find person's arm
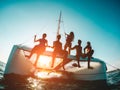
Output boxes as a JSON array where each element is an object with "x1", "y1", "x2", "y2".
[
  {"x1": 34, "y1": 35, "x2": 39, "y2": 42},
  {"x1": 48, "y1": 41, "x2": 55, "y2": 48},
  {"x1": 84, "y1": 46, "x2": 87, "y2": 53},
  {"x1": 64, "y1": 32, "x2": 68, "y2": 35},
  {"x1": 71, "y1": 45, "x2": 76, "y2": 50},
  {"x1": 64, "y1": 32, "x2": 68, "y2": 38},
  {"x1": 45, "y1": 40, "x2": 48, "y2": 47}
]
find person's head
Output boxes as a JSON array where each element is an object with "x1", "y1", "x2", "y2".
[
  {"x1": 78, "y1": 39, "x2": 81, "y2": 45},
  {"x1": 42, "y1": 33, "x2": 47, "y2": 38},
  {"x1": 57, "y1": 34, "x2": 61, "y2": 40},
  {"x1": 87, "y1": 41, "x2": 91, "y2": 45},
  {"x1": 69, "y1": 31, "x2": 74, "y2": 41},
  {"x1": 70, "y1": 32, "x2": 74, "y2": 36}
]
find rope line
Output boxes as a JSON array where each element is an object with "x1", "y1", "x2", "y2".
[
  {"x1": 105, "y1": 62, "x2": 120, "y2": 70},
  {"x1": 19, "y1": 24, "x2": 48, "y2": 46},
  {"x1": 70, "y1": 72, "x2": 106, "y2": 75}
]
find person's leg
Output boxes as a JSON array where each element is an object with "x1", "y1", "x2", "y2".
[
  {"x1": 90, "y1": 50, "x2": 94, "y2": 57},
  {"x1": 62, "y1": 50, "x2": 68, "y2": 70},
  {"x1": 51, "y1": 52, "x2": 56, "y2": 68},
  {"x1": 64, "y1": 43, "x2": 67, "y2": 51},
  {"x1": 87, "y1": 57, "x2": 93, "y2": 69},
  {"x1": 68, "y1": 43, "x2": 72, "y2": 55},
  {"x1": 28, "y1": 47, "x2": 36, "y2": 59},
  {"x1": 34, "y1": 48, "x2": 45, "y2": 67},
  {"x1": 76, "y1": 55, "x2": 80, "y2": 67},
  {"x1": 88, "y1": 56, "x2": 90, "y2": 68},
  {"x1": 34, "y1": 54, "x2": 39, "y2": 67},
  {"x1": 28, "y1": 51, "x2": 33, "y2": 59},
  {"x1": 88, "y1": 50, "x2": 94, "y2": 69}
]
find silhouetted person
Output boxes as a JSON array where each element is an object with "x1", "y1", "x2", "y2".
[
  {"x1": 28, "y1": 33, "x2": 48, "y2": 66},
  {"x1": 84, "y1": 41, "x2": 94, "y2": 69},
  {"x1": 51, "y1": 34, "x2": 68, "y2": 70},
  {"x1": 71, "y1": 39, "x2": 82, "y2": 67},
  {"x1": 64, "y1": 31, "x2": 74, "y2": 54}
]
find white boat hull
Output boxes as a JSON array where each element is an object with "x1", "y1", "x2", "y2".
[{"x1": 4, "y1": 45, "x2": 107, "y2": 81}]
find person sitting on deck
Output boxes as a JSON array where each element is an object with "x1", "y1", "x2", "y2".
[
  {"x1": 64, "y1": 31, "x2": 74, "y2": 55},
  {"x1": 71, "y1": 39, "x2": 82, "y2": 68},
  {"x1": 28, "y1": 33, "x2": 48, "y2": 66},
  {"x1": 84, "y1": 41, "x2": 94, "y2": 69},
  {"x1": 51, "y1": 34, "x2": 68, "y2": 70}
]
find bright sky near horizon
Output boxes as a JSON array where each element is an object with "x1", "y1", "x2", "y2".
[{"x1": 0, "y1": 0, "x2": 120, "y2": 71}]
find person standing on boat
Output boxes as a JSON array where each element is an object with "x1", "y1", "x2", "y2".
[
  {"x1": 84, "y1": 41, "x2": 94, "y2": 69},
  {"x1": 51, "y1": 34, "x2": 68, "y2": 70},
  {"x1": 64, "y1": 31, "x2": 74, "y2": 54},
  {"x1": 71, "y1": 39, "x2": 82, "y2": 68},
  {"x1": 28, "y1": 33, "x2": 48, "y2": 66}
]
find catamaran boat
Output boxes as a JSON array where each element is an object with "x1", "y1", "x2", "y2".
[
  {"x1": 4, "y1": 45, "x2": 107, "y2": 83},
  {"x1": 4, "y1": 12, "x2": 107, "y2": 85}
]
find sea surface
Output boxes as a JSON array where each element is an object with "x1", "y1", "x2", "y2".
[{"x1": 0, "y1": 61, "x2": 120, "y2": 90}]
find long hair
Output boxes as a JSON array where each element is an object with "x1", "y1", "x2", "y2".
[
  {"x1": 66, "y1": 31, "x2": 74, "y2": 43},
  {"x1": 70, "y1": 32, "x2": 74, "y2": 42}
]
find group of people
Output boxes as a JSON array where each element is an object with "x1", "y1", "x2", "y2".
[
  {"x1": 71, "y1": 40, "x2": 94, "y2": 69},
  {"x1": 28, "y1": 31, "x2": 94, "y2": 70}
]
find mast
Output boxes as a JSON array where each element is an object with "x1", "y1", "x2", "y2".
[{"x1": 57, "y1": 11, "x2": 62, "y2": 36}]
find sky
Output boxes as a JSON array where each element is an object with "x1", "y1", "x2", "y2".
[{"x1": 0, "y1": 0, "x2": 120, "y2": 71}]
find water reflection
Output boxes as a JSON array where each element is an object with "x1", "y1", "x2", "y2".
[{"x1": 27, "y1": 77, "x2": 46, "y2": 90}]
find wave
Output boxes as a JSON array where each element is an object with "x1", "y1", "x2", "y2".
[{"x1": 107, "y1": 69, "x2": 120, "y2": 90}]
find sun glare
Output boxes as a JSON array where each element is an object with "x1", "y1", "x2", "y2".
[
  {"x1": 36, "y1": 54, "x2": 63, "y2": 69},
  {"x1": 35, "y1": 71, "x2": 62, "y2": 79},
  {"x1": 37, "y1": 55, "x2": 52, "y2": 68}
]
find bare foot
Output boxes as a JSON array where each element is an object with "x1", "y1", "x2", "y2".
[{"x1": 88, "y1": 66, "x2": 93, "y2": 69}]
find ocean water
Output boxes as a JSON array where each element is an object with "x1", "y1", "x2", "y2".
[{"x1": 0, "y1": 61, "x2": 120, "y2": 90}]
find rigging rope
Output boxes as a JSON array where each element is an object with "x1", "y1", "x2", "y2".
[
  {"x1": 61, "y1": 15, "x2": 67, "y2": 41},
  {"x1": 71, "y1": 72, "x2": 106, "y2": 75},
  {"x1": 18, "y1": 36, "x2": 34, "y2": 46},
  {"x1": 19, "y1": 24, "x2": 48, "y2": 46},
  {"x1": 105, "y1": 61, "x2": 120, "y2": 70}
]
